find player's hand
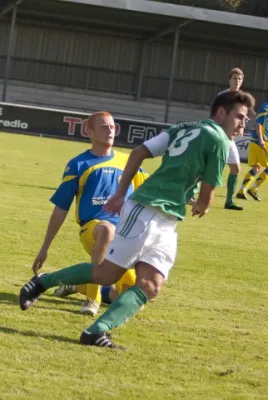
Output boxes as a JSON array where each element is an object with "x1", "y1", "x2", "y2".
[
  {"x1": 32, "y1": 248, "x2": 48, "y2": 275},
  {"x1": 104, "y1": 193, "x2": 125, "y2": 215},
  {"x1": 259, "y1": 139, "x2": 265, "y2": 149},
  {"x1": 189, "y1": 199, "x2": 209, "y2": 218}
]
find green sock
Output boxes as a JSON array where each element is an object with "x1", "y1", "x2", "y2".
[
  {"x1": 85, "y1": 286, "x2": 148, "y2": 334},
  {"x1": 39, "y1": 262, "x2": 93, "y2": 290},
  {"x1": 226, "y1": 173, "x2": 238, "y2": 204}
]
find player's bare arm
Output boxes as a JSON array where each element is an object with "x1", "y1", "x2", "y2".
[
  {"x1": 191, "y1": 182, "x2": 215, "y2": 218},
  {"x1": 117, "y1": 145, "x2": 152, "y2": 196},
  {"x1": 255, "y1": 123, "x2": 265, "y2": 148},
  {"x1": 104, "y1": 145, "x2": 151, "y2": 214},
  {"x1": 32, "y1": 206, "x2": 68, "y2": 274}
]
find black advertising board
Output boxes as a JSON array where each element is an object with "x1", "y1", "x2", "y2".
[
  {"x1": 0, "y1": 102, "x2": 250, "y2": 160},
  {"x1": 0, "y1": 102, "x2": 171, "y2": 147}
]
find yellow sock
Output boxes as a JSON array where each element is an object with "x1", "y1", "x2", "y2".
[
  {"x1": 252, "y1": 169, "x2": 268, "y2": 190},
  {"x1": 77, "y1": 284, "x2": 101, "y2": 305},
  {"x1": 115, "y1": 269, "x2": 136, "y2": 294},
  {"x1": 238, "y1": 169, "x2": 256, "y2": 193}
]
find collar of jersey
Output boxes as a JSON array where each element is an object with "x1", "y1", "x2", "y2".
[{"x1": 87, "y1": 150, "x2": 114, "y2": 160}]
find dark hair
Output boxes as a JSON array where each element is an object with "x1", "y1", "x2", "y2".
[
  {"x1": 228, "y1": 68, "x2": 244, "y2": 79},
  {"x1": 210, "y1": 90, "x2": 255, "y2": 118}
]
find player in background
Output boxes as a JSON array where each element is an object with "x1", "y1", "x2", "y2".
[
  {"x1": 237, "y1": 102, "x2": 268, "y2": 201},
  {"x1": 20, "y1": 91, "x2": 255, "y2": 349},
  {"x1": 217, "y1": 68, "x2": 245, "y2": 211},
  {"x1": 31, "y1": 111, "x2": 147, "y2": 316}
]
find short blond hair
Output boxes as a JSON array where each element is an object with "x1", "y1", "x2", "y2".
[{"x1": 87, "y1": 111, "x2": 112, "y2": 131}]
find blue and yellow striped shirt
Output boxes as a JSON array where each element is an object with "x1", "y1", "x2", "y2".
[
  {"x1": 50, "y1": 149, "x2": 148, "y2": 226},
  {"x1": 251, "y1": 102, "x2": 268, "y2": 144}
]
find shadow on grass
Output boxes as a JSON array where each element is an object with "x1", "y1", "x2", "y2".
[
  {"x1": 39, "y1": 296, "x2": 83, "y2": 307},
  {"x1": 0, "y1": 326, "x2": 79, "y2": 345},
  {"x1": 3, "y1": 181, "x2": 57, "y2": 191},
  {"x1": 36, "y1": 305, "x2": 83, "y2": 315},
  {"x1": 20, "y1": 184, "x2": 57, "y2": 191},
  {"x1": 0, "y1": 292, "x2": 83, "y2": 308},
  {"x1": 0, "y1": 292, "x2": 18, "y2": 304}
]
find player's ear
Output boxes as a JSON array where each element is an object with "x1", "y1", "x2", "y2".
[
  {"x1": 218, "y1": 106, "x2": 226, "y2": 121},
  {"x1": 87, "y1": 127, "x2": 94, "y2": 139}
]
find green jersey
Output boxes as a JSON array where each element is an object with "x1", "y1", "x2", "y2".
[{"x1": 130, "y1": 119, "x2": 229, "y2": 220}]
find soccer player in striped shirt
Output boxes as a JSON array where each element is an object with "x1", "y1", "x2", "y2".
[{"x1": 31, "y1": 111, "x2": 147, "y2": 316}]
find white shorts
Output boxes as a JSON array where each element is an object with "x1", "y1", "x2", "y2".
[
  {"x1": 105, "y1": 199, "x2": 178, "y2": 279},
  {"x1": 227, "y1": 141, "x2": 240, "y2": 164}
]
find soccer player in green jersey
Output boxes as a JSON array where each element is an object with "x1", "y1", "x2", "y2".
[{"x1": 20, "y1": 91, "x2": 255, "y2": 350}]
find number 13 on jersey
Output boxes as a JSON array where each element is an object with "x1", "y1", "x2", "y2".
[{"x1": 168, "y1": 128, "x2": 201, "y2": 157}]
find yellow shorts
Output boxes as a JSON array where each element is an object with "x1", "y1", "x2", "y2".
[
  {"x1": 248, "y1": 142, "x2": 268, "y2": 167},
  {"x1": 79, "y1": 219, "x2": 100, "y2": 256},
  {"x1": 79, "y1": 219, "x2": 136, "y2": 293}
]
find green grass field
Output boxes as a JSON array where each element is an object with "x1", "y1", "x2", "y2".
[{"x1": 0, "y1": 132, "x2": 267, "y2": 400}]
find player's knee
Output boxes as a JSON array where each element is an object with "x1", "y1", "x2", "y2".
[
  {"x1": 95, "y1": 223, "x2": 115, "y2": 245},
  {"x1": 235, "y1": 164, "x2": 241, "y2": 174},
  {"x1": 229, "y1": 163, "x2": 240, "y2": 175},
  {"x1": 136, "y1": 278, "x2": 161, "y2": 300},
  {"x1": 253, "y1": 164, "x2": 261, "y2": 174}
]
